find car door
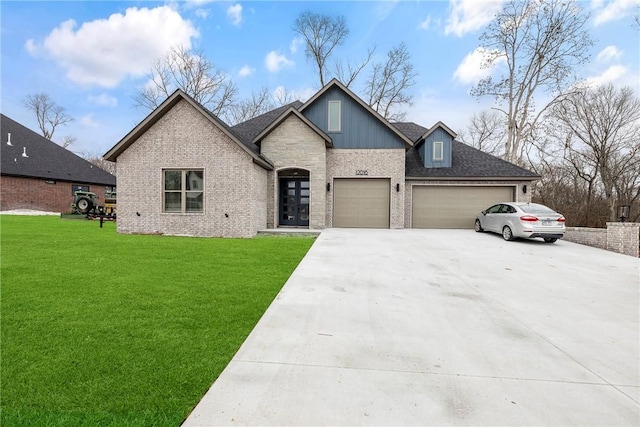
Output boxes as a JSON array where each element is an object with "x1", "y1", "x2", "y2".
[{"x1": 483, "y1": 204, "x2": 503, "y2": 232}]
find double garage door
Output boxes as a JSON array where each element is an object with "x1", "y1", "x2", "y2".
[
  {"x1": 412, "y1": 186, "x2": 514, "y2": 229},
  {"x1": 334, "y1": 179, "x2": 390, "y2": 228}
]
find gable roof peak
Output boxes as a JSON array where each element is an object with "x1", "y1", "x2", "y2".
[{"x1": 300, "y1": 79, "x2": 414, "y2": 148}]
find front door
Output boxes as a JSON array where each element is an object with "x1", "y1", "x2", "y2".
[{"x1": 279, "y1": 178, "x2": 310, "y2": 227}]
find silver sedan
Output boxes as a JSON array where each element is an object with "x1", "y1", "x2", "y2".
[{"x1": 475, "y1": 202, "x2": 565, "y2": 243}]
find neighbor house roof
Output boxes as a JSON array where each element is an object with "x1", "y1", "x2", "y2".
[
  {"x1": 103, "y1": 90, "x2": 273, "y2": 170},
  {"x1": 1, "y1": 114, "x2": 116, "y2": 186},
  {"x1": 394, "y1": 120, "x2": 539, "y2": 180}
]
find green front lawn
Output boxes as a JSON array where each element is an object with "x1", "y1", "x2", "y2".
[{"x1": 0, "y1": 216, "x2": 315, "y2": 426}]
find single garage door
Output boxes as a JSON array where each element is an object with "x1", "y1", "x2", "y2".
[
  {"x1": 334, "y1": 179, "x2": 390, "y2": 228},
  {"x1": 412, "y1": 186, "x2": 514, "y2": 229}
]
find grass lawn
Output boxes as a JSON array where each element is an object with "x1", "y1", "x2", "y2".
[{"x1": 0, "y1": 215, "x2": 315, "y2": 426}]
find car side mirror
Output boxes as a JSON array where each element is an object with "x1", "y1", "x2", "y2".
[{"x1": 482, "y1": 211, "x2": 487, "y2": 215}]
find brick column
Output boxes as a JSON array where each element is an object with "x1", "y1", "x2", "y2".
[{"x1": 606, "y1": 222, "x2": 640, "y2": 257}]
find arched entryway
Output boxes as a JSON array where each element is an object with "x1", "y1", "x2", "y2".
[{"x1": 278, "y1": 168, "x2": 310, "y2": 227}]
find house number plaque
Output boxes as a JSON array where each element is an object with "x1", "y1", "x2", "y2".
[{"x1": 355, "y1": 170, "x2": 369, "y2": 176}]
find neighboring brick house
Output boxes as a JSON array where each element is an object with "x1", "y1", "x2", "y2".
[
  {"x1": 104, "y1": 79, "x2": 539, "y2": 238},
  {"x1": 1, "y1": 114, "x2": 116, "y2": 214}
]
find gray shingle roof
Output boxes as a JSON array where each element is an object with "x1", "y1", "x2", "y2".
[
  {"x1": 392, "y1": 121, "x2": 538, "y2": 178},
  {"x1": 231, "y1": 101, "x2": 304, "y2": 150},
  {"x1": 405, "y1": 142, "x2": 539, "y2": 178},
  {"x1": 391, "y1": 122, "x2": 428, "y2": 143},
  {"x1": 1, "y1": 114, "x2": 116, "y2": 186}
]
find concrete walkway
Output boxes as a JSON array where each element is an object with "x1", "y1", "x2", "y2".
[{"x1": 184, "y1": 229, "x2": 640, "y2": 426}]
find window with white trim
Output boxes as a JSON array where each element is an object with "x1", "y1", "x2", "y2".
[
  {"x1": 328, "y1": 100, "x2": 341, "y2": 132},
  {"x1": 163, "y1": 169, "x2": 204, "y2": 213},
  {"x1": 433, "y1": 141, "x2": 444, "y2": 161}
]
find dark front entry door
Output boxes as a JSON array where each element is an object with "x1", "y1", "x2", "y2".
[{"x1": 279, "y1": 178, "x2": 310, "y2": 226}]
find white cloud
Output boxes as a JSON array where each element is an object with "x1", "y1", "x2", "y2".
[
  {"x1": 184, "y1": 0, "x2": 216, "y2": 6},
  {"x1": 80, "y1": 113, "x2": 100, "y2": 127},
  {"x1": 290, "y1": 37, "x2": 303, "y2": 54},
  {"x1": 597, "y1": 45, "x2": 623, "y2": 63},
  {"x1": 238, "y1": 65, "x2": 255, "y2": 77},
  {"x1": 585, "y1": 65, "x2": 628, "y2": 86},
  {"x1": 195, "y1": 9, "x2": 209, "y2": 19},
  {"x1": 419, "y1": 16, "x2": 432, "y2": 30},
  {"x1": 453, "y1": 47, "x2": 503, "y2": 85},
  {"x1": 88, "y1": 93, "x2": 118, "y2": 107},
  {"x1": 227, "y1": 4, "x2": 243, "y2": 26},
  {"x1": 593, "y1": 0, "x2": 640, "y2": 25},
  {"x1": 26, "y1": 6, "x2": 198, "y2": 88},
  {"x1": 265, "y1": 51, "x2": 294, "y2": 73},
  {"x1": 445, "y1": 0, "x2": 505, "y2": 37}
]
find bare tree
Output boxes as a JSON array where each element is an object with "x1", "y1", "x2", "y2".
[
  {"x1": 228, "y1": 87, "x2": 275, "y2": 125},
  {"x1": 552, "y1": 84, "x2": 640, "y2": 221},
  {"x1": 334, "y1": 47, "x2": 376, "y2": 88},
  {"x1": 23, "y1": 93, "x2": 73, "y2": 140},
  {"x1": 472, "y1": 0, "x2": 593, "y2": 164},
  {"x1": 80, "y1": 152, "x2": 117, "y2": 175},
  {"x1": 272, "y1": 87, "x2": 298, "y2": 107},
  {"x1": 293, "y1": 11, "x2": 349, "y2": 87},
  {"x1": 61, "y1": 135, "x2": 77, "y2": 149},
  {"x1": 134, "y1": 46, "x2": 238, "y2": 121},
  {"x1": 364, "y1": 43, "x2": 417, "y2": 121},
  {"x1": 461, "y1": 110, "x2": 506, "y2": 156}
]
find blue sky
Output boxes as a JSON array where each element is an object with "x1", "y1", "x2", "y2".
[{"x1": 1, "y1": 0, "x2": 638, "y2": 157}]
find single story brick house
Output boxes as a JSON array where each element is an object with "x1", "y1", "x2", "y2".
[
  {"x1": 1, "y1": 114, "x2": 116, "y2": 214},
  {"x1": 104, "y1": 79, "x2": 538, "y2": 237}
]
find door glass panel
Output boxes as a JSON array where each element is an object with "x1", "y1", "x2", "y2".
[
  {"x1": 301, "y1": 189, "x2": 310, "y2": 196},
  {"x1": 288, "y1": 181, "x2": 296, "y2": 188},
  {"x1": 288, "y1": 189, "x2": 296, "y2": 195},
  {"x1": 301, "y1": 181, "x2": 310, "y2": 189},
  {"x1": 300, "y1": 197, "x2": 309, "y2": 204}
]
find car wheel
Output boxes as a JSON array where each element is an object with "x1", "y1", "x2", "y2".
[
  {"x1": 544, "y1": 237, "x2": 557, "y2": 243},
  {"x1": 76, "y1": 196, "x2": 93, "y2": 214},
  {"x1": 474, "y1": 219, "x2": 483, "y2": 232},
  {"x1": 502, "y1": 226, "x2": 514, "y2": 241}
]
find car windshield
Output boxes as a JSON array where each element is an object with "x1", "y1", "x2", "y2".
[{"x1": 519, "y1": 204, "x2": 556, "y2": 214}]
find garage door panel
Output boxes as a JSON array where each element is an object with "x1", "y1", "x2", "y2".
[
  {"x1": 412, "y1": 186, "x2": 513, "y2": 229},
  {"x1": 334, "y1": 179, "x2": 390, "y2": 228}
]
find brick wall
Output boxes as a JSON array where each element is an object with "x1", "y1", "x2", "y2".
[
  {"x1": 327, "y1": 149, "x2": 406, "y2": 228},
  {"x1": 260, "y1": 114, "x2": 327, "y2": 229},
  {"x1": 563, "y1": 227, "x2": 608, "y2": 250},
  {"x1": 564, "y1": 224, "x2": 639, "y2": 257},
  {"x1": 0, "y1": 175, "x2": 107, "y2": 213},
  {"x1": 116, "y1": 99, "x2": 265, "y2": 238}
]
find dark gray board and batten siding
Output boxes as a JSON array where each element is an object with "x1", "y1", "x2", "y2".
[
  {"x1": 302, "y1": 86, "x2": 405, "y2": 149},
  {"x1": 418, "y1": 127, "x2": 453, "y2": 169}
]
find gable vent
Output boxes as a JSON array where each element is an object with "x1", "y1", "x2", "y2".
[
  {"x1": 6, "y1": 133, "x2": 12, "y2": 146},
  {"x1": 22, "y1": 147, "x2": 29, "y2": 158}
]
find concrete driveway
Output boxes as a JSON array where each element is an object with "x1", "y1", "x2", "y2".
[{"x1": 184, "y1": 229, "x2": 640, "y2": 426}]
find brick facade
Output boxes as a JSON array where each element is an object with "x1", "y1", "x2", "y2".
[
  {"x1": 115, "y1": 99, "x2": 266, "y2": 238},
  {"x1": 0, "y1": 175, "x2": 108, "y2": 213},
  {"x1": 261, "y1": 115, "x2": 327, "y2": 229},
  {"x1": 327, "y1": 149, "x2": 406, "y2": 229}
]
